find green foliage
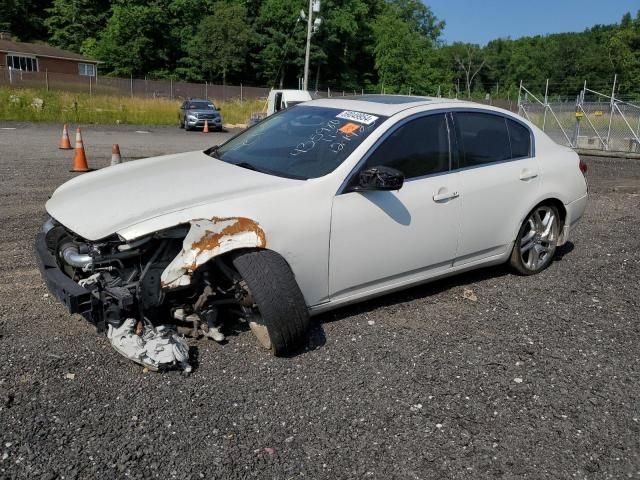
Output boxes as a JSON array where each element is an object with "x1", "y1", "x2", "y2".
[
  {"x1": 0, "y1": 0, "x2": 52, "y2": 41},
  {"x1": 45, "y1": 0, "x2": 110, "y2": 52},
  {"x1": 3, "y1": 1, "x2": 640, "y2": 98},
  {"x1": 608, "y1": 11, "x2": 640, "y2": 92},
  {"x1": 93, "y1": 1, "x2": 173, "y2": 77},
  {"x1": 188, "y1": 2, "x2": 253, "y2": 84},
  {"x1": 371, "y1": 3, "x2": 441, "y2": 95}
]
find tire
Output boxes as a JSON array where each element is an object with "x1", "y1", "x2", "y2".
[
  {"x1": 232, "y1": 250, "x2": 310, "y2": 356},
  {"x1": 510, "y1": 204, "x2": 560, "y2": 275}
]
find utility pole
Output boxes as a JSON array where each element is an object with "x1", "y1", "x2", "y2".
[
  {"x1": 303, "y1": 0, "x2": 321, "y2": 91},
  {"x1": 303, "y1": 0, "x2": 313, "y2": 91}
]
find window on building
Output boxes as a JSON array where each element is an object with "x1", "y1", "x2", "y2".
[
  {"x1": 7, "y1": 54, "x2": 38, "y2": 72},
  {"x1": 78, "y1": 63, "x2": 96, "y2": 76}
]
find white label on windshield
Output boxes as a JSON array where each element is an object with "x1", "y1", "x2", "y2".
[{"x1": 336, "y1": 110, "x2": 379, "y2": 125}]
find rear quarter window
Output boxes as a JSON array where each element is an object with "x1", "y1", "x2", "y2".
[{"x1": 507, "y1": 119, "x2": 532, "y2": 158}]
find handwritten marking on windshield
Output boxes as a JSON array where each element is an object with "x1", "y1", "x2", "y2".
[{"x1": 290, "y1": 119, "x2": 367, "y2": 157}]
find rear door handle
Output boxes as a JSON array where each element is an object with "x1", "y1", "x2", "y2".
[
  {"x1": 433, "y1": 190, "x2": 459, "y2": 202},
  {"x1": 519, "y1": 169, "x2": 538, "y2": 181}
]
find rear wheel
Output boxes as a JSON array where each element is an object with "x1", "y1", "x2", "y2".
[
  {"x1": 231, "y1": 250, "x2": 310, "y2": 356},
  {"x1": 510, "y1": 204, "x2": 559, "y2": 275}
]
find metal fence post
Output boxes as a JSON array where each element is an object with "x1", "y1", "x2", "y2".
[
  {"x1": 130, "y1": 74, "x2": 133, "y2": 98},
  {"x1": 170, "y1": 78, "x2": 173, "y2": 100},
  {"x1": 205, "y1": 81, "x2": 208, "y2": 99},
  {"x1": 542, "y1": 79, "x2": 549, "y2": 131},
  {"x1": 606, "y1": 74, "x2": 617, "y2": 151},
  {"x1": 45, "y1": 69, "x2": 49, "y2": 91},
  {"x1": 241, "y1": 83, "x2": 243, "y2": 103}
]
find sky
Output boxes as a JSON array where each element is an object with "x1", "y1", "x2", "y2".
[{"x1": 425, "y1": 0, "x2": 640, "y2": 45}]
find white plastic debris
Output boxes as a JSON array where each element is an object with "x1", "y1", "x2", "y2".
[
  {"x1": 462, "y1": 288, "x2": 478, "y2": 302},
  {"x1": 107, "y1": 318, "x2": 191, "y2": 373}
]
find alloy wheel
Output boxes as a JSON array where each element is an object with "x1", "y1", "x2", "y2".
[{"x1": 519, "y1": 205, "x2": 558, "y2": 271}]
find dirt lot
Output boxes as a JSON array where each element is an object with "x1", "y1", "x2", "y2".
[{"x1": 1, "y1": 122, "x2": 639, "y2": 479}]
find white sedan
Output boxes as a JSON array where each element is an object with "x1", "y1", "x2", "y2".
[{"x1": 37, "y1": 95, "x2": 588, "y2": 366}]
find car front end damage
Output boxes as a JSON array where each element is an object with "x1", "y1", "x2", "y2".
[{"x1": 36, "y1": 215, "x2": 268, "y2": 373}]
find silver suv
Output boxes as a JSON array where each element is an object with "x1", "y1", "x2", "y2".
[{"x1": 178, "y1": 99, "x2": 223, "y2": 131}]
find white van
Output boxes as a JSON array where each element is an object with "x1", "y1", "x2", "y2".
[{"x1": 266, "y1": 89, "x2": 312, "y2": 115}]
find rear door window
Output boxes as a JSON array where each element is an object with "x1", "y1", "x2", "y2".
[{"x1": 454, "y1": 112, "x2": 511, "y2": 167}]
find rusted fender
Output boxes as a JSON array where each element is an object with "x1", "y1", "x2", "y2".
[{"x1": 160, "y1": 216, "x2": 266, "y2": 289}]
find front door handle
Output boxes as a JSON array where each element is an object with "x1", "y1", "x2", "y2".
[
  {"x1": 433, "y1": 190, "x2": 460, "y2": 202},
  {"x1": 519, "y1": 169, "x2": 539, "y2": 181}
]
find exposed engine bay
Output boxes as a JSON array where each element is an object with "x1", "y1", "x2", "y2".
[{"x1": 41, "y1": 217, "x2": 263, "y2": 373}]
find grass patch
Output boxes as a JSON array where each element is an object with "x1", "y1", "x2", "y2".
[{"x1": 0, "y1": 87, "x2": 265, "y2": 126}]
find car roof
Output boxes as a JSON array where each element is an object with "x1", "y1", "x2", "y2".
[
  {"x1": 187, "y1": 99, "x2": 213, "y2": 103},
  {"x1": 305, "y1": 94, "x2": 474, "y2": 116}
]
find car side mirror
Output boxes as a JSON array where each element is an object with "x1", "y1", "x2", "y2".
[{"x1": 356, "y1": 166, "x2": 404, "y2": 191}]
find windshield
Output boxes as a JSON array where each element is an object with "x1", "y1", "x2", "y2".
[
  {"x1": 188, "y1": 102, "x2": 215, "y2": 110},
  {"x1": 214, "y1": 106, "x2": 387, "y2": 179}
]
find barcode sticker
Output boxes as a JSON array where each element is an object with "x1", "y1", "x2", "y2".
[{"x1": 336, "y1": 110, "x2": 379, "y2": 125}]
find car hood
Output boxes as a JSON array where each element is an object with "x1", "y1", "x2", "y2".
[{"x1": 46, "y1": 151, "x2": 298, "y2": 241}]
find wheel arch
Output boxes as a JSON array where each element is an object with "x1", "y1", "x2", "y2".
[
  {"x1": 513, "y1": 197, "x2": 567, "y2": 243},
  {"x1": 160, "y1": 216, "x2": 269, "y2": 290}
]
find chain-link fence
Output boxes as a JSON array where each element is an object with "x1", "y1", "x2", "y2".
[
  {"x1": 518, "y1": 77, "x2": 640, "y2": 154},
  {"x1": 0, "y1": 67, "x2": 270, "y2": 102}
]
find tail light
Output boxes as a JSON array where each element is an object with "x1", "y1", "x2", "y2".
[{"x1": 579, "y1": 158, "x2": 588, "y2": 176}]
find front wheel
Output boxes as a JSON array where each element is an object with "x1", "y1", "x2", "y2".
[
  {"x1": 510, "y1": 204, "x2": 559, "y2": 275},
  {"x1": 231, "y1": 250, "x2": 310, "y2": 356}
]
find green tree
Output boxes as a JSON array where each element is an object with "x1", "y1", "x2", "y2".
[
  {"x1": 93, "y1": 1, "x2": 174, "y2": 77},
  {"x1": 45, "y1": 0, "x2": 110, "y2": 52},
  {"x1": 445, "y1": 42, "x2": 485, "y2": 98},
  {"x1": 0, "y1": 0, "x2": 52, "y2": 41},
  {"x1": 608, "y1": 11, "x2": 640, "y2": 92},
  {"x1": 252, "y1": 0, "x2": 308, "y2": 87},
  {"x1": 188, "y1": 2, "x2": 254, "y2": 84},
  {"x1": 370, "y1": 1, "x2": 444, "y2": 94}
]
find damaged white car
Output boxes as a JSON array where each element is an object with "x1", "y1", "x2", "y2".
[{"x1": 36, "y1": 96, "x2": 588, "y2": 370}]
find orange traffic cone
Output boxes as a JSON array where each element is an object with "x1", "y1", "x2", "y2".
[
  {"x1": 203, "y1": 120, "x2": 209, "y2": 133},
  {"x1": 59, "y1": 124, "x2": 72, "y2": 150},
  {"x1": 70, "y1": 128, "x2": 92, "y2": 172},
  {"x1": 110, "y1": 144, "x2": 122, "y2": 166}
]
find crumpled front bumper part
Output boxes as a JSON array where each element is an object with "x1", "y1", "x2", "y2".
[
  {"x1": 35, "y1": 232, "x2": 95, "y2": 320},
  {"x1": 37, "y1": 232, "x2": 192, "y2": 374},
  {"x1": 107, "y1": 319, "x2": 192, "y2": 373}
]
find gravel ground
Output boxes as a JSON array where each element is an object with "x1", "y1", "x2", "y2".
[{"x1": 0, "y1": 122, "x2": 639, "y2": 480}]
